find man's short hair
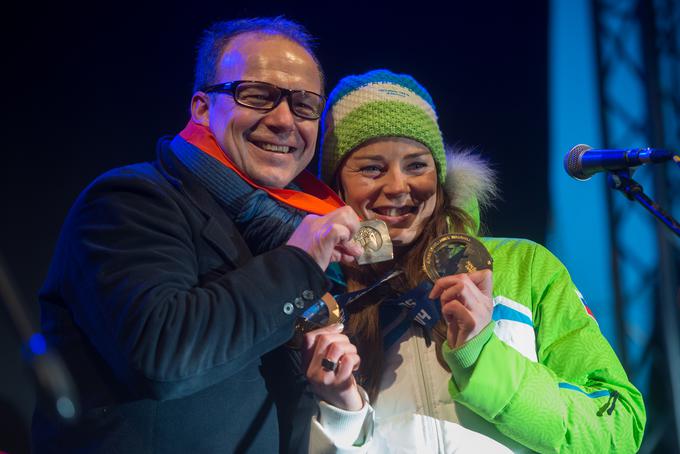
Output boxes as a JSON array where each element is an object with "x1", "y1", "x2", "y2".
[{"x1": 193, "y1": 16, "x2": 324, "y2": 94}]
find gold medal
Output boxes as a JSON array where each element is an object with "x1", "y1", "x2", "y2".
[
  {"x1": 288, "y1": 293, "x2": 343, "y2": 349},
  {"x1": 354, "y1": 220, "x2": 393, "y2": 265},
  {"x1": 423, "y1": 233, "x2": 493, "y2": 281}
]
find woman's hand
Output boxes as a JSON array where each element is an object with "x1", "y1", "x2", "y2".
[
  {"x1": 429, "y1": 269, "x2": 494, "y2": 348},
  {"x1": 302, "y1": 323, "x2": 363, "y2": 411}
]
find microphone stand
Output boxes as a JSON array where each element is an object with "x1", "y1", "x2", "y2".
[
  {"x1": 607, "y1": 169, "x2": 680, "y2": 237},
  {"x1": 0, "y1": 252, "x2": 79, "y2": 422},
  {"x1": 608, "y1": 168, "x2": 680, "y2": 450}
]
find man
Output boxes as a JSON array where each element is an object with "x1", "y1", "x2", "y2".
[{"x1": 32, "y1": 18, "x2": 361, "y2": 453}]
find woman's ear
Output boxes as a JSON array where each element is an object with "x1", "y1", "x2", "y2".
[{"x1": 335, "y1": 175, "x2": 345, "y2": 200}]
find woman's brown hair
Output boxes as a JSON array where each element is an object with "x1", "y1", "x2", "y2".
[{"x1": 342, "y1": 183, "x2": 475, "y2": 402}]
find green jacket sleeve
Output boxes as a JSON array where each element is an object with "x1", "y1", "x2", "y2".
[{"x1": 443, "y1": 241, "x2": 645, "y2": 453}]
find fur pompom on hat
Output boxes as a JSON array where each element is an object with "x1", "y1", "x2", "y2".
[{"x1": 319, "y1": 69, "x2": 446, "y2": 184}]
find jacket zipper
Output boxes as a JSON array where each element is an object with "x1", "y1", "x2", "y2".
[{"x1": 412, "y1": 327, "x2": 445, "y2": 451}]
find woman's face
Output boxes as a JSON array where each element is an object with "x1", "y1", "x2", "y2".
[{"x1": 339, "y1": 138, "x2": 438, "y2": 247}]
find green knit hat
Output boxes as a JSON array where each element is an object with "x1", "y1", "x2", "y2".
[{"x1": 319, "y1": 69, "x2": 446, "y2": 185}]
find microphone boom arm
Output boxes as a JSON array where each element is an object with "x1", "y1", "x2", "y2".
[{"x1": 608, "y1": 169, "x2": 680, "y2": 237}]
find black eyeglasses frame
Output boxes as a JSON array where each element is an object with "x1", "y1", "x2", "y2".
[{"x1": 200, "y1": 80, "x2": 326, "y2": 120}]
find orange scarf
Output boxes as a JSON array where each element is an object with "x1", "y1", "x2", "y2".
[{"x1": 179, "y1": 121, "x2": 344, "y2": 215}]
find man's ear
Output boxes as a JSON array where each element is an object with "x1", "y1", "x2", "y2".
[{"x1": 190, "y1": 92, "x2": 210, "y2": 126}]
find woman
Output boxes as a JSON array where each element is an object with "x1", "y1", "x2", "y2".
[{"x1": 303, "y1": 69, "x2": 645, "y2": 453}]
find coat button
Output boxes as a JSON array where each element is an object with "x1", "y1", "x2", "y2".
[
  {"x1": 294, "y1": 297, "x2": 305, "y2": 309},
  {"x1": 283, "y1": 302, "x2": 294, "y2": 315},
  {"x1": 302, "y1": 290, "x2": 315, "y2": 300}
]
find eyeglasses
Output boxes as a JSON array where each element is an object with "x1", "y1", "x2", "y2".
[{"x1": 201, "y1": 80, "x2": 326, "y2": 120}]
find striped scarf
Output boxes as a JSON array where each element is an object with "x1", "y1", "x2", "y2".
[{"x1": 170, "y1": 121, "x2": 344, "y2": 254}]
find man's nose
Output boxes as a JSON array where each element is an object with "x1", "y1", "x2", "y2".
[{"x1": 262, "y1": 97, "x2": 296, "y2": 133}]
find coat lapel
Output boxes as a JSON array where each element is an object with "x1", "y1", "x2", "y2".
[{"x1": 155, "y1": 137, "x2": 252, "y2": 267}]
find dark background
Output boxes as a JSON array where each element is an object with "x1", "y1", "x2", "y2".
[{"x1": 2, "y1": 1, "x2": 547, "y2": 450}]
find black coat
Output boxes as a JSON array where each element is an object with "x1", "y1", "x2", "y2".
[{"x1": 32, "y1": 139, "x2": 329, "y2": 453}]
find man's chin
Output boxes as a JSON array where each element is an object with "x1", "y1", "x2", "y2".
[
  {"x1": 248, "y1": 169, "x2": 297, "y2": 189},
  {"x1": 242, "y1": 152, "x2": 309, "y2": 188}
]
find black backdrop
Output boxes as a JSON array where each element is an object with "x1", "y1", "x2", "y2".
[{"x1": 2, "y1": 1, "x2": 547, "y2": 449}]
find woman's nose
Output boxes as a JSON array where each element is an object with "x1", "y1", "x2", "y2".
[{"x1": 381, "y1": 169, "x2": 409, "y2": 197}]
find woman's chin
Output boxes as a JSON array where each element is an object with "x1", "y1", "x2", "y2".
[{"x1": 390, "y1": 233, "x2": 418, "y2": 249}]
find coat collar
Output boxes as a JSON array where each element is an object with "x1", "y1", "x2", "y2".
[{"x1": 444, "y1": 146, "x2": 498, "y2": 234}]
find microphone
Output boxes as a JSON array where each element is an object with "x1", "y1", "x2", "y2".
[{"x1": 564, "y1": 144, "x2": 675, "y2": 180}]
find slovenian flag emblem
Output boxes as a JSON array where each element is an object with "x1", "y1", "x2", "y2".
[{"x1": 575, "y1": 288, "x2": 597, "y2": 322}]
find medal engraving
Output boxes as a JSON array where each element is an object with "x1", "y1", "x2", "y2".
[
  {"x1": 423, "y1": 233, "x2": 493, "y2": 281},
  {"x1": 355, "y1": 220, "x2": 393, "y2": 265}
]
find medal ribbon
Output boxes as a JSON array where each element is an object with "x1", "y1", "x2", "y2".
[
  {"x1": 334, "y1": 271, "x2": 441, "y2": 352},
  {"x1": 380, "y1": 281, "x2": 441, "y2": 351}
]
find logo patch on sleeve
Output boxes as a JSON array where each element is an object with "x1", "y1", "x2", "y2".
[{"x1": 575, "y1": 288, "x2": 597, "y2": 322}]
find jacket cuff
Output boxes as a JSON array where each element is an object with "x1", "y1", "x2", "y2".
[
  {"x1": 274, "y1": 245, "x2": 333, "y2": 318},
  {"x1": 446, "y1": 333, "x2": 528, "y2": 419},
  {"x1": 442, "y1": 322, "x2": 495, "y2": 369},
  {"x1": 317, "y1": 387, "x2": 371, "y2": 447}
]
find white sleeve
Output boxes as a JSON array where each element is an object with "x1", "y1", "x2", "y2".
[{"x1": 308, "y1": 387, "x2": 374, "y2": 453}]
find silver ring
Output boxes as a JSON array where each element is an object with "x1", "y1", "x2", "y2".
[{"x1": 321, "y1": 358, "x2": 337, "y2": 372}]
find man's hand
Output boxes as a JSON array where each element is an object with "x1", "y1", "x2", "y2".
[
  {"x1": 286, "y1": 206, "x2": 363, "y2": 270},
  {"x1": 429, "y1": 270, "x2": 494, "y2": 348},
  {"x1": 302, "y1": 323, "x2": 363, "y2": 411}
]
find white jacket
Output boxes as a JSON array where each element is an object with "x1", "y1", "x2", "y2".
[{"x1": 309, "y1": 312, "x2": 534, "y2": 453}]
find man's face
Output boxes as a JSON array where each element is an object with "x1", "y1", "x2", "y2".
[{"x1": 200, "y1": 33, "x2": 322, "y2": 188}]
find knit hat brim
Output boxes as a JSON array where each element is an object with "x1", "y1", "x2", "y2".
[
  {"x1": 319, "y1": 69, "x2": 446, "y2": 185},
  {"x1": 321, "y1": 101, "x2": 446, "y2": 184}
]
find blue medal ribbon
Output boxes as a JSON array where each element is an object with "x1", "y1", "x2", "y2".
[
  {"x1": 380, "y1": 281, "x2": 441, "y2": 351},
  {"x1": 333, "y1": 270, "x2": 441, "y2": 352}
]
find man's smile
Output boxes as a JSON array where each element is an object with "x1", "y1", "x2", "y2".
[{"x1": 252, "y1": 141, "x2": 298, "y2": 154}]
